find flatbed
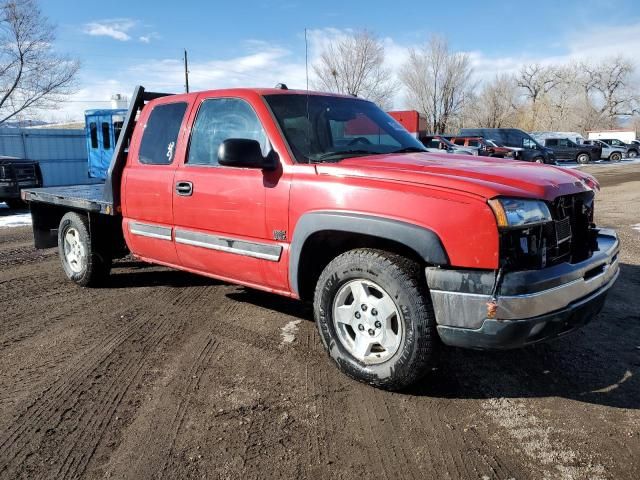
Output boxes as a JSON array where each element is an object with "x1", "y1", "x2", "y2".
[{"x1": 22, "y1": 184, "x2": 113, "y2": 214}]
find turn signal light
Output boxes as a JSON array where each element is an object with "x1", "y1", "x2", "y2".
[{"x1": 488, "y1": 199, "x2": 508, "y2": 227}]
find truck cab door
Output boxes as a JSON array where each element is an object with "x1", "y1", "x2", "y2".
[
  {"x1": 122, "y1": 100, "x2": 191, "y2": 266},
  {"x1": 557, "y1": 139, "x2": 571, "y2": 160},
  {"x1": 172, "y1": 95, "x2": 287, "y2": 289}
]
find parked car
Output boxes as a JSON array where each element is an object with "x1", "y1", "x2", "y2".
[
  {"x1": 583, "y1": 140, "x2": 626, "y2": 162},
  {"x1": 459, "y1": 128, "x2": 556, "y2": 164},
  {"x1": 542, "y1": 138, "x2": 601, "y2": 164},
  {"x1": 0, "y1": 156, "x2": 41, "y2": 209},
  {"x1": 597, "y1": 138, "x2": 638, "y2": 158},
  {"x1": 447, "y1": 136, "x2": 514, "y2": 158},
  {"x1": 22, "y1": 85, "x2": 619, "y2": 391},
  {"x1": 420, "y1": 135, "x2": 477, "y2": 155}
]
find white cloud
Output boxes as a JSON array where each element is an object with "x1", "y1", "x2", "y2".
[
  {"x1": 83, "y1": 19, "x2": 136, "y2": 41},
  {"x1": 49, "y1": 22, "x2": 640, "y2": 122},
  {"x1": 464, "y1": 22, "x2": 640, "y2": 83},
  {"x1": 139, "y1": 32, "x2": 160, "y2": 44}
]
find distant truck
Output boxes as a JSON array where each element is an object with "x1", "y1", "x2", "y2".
[
  {"x1": 541, "y1": 138, "x2": 601, "y2": 164},
  {"x1": 21, "y1": 86, "x2": 619, "y2": 390},
  {"x1": 0, "y1": 156, "x2": 41, "y2": 209},
  {"x1": 459, "y1": 128, "x2": 556, "y2": 164}
]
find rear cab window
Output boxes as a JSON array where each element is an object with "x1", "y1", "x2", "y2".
[{"x1": 139, "y1": 102, "x2": 189, "y2": 165}]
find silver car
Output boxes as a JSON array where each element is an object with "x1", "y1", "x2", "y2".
[
  {"x1": 585, "y1": 140, "x2": 627, "y2": 162},
  {"x1": 421, "y1": 136, "x2": 477, "y2": 156}
]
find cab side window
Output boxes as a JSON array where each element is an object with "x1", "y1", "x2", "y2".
[
  {"x1": 139, "y1": 102, "x2": 188, "y2": 165},
  {"x1": 187, "y1": 98, "x2": 268, "y2": 166},
  {"x1": 89, "y1": 122, "x2": 98, "y2": 149}
]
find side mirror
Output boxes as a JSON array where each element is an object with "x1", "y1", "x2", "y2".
[{"x1": 218, "y1": 138, "x2": 278, "y2": 171}]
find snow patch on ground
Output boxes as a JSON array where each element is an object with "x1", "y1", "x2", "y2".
[
  {"x1": 561, "y1": 158, "x2": 640, "y2": 169},
  {"x1": 482, "y1": 397, "x2": 606, "y2": 480},
  {"x1": 0, "y1": 202, "x2": 32, "y2": 228},
  {"x1": 632, "y1": 224, "x2": 640, "y2": 233},
  {"x1": 280, "y1": 320, "x2": 302, "y2": 345}
]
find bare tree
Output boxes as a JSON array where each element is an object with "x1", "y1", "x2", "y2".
[
  {"x1": 400, "y1": 36, "x2": 473, "y2": 133},
  {"x1": 0, "y1": 0, "x2": 79, "y2": 125},
  {"x1": 312, "y1": 30, "x2": 396, "y2": 109},
  {"x1": 517, "y1": 64, "x2": 562, "y2": 105},
  {"x1": 516, "y1": 64, "x2": 565, "y2": 130},
  {"x1": 579, "y1": 57, "x2": 639, "y2": 122},
  {"x1": 467, "y1": 74, "x2": 519, "y2": 128}
]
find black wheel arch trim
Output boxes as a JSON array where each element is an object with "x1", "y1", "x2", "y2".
[{"x1": 289, "y1": 211, "x2": 449, "y2": 296}]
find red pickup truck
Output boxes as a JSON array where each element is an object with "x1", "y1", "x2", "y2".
[{"x1": 22, "y1": 86, "x2": 620, "y2": 390}]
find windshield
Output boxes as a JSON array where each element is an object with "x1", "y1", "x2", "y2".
[{"x1": 264, "y1": 94, "x2": 426, "y2": 163}]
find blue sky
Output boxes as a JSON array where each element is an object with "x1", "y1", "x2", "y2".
[{"x1": 41, "y1": 0, "x2": 640, "y2": 120}]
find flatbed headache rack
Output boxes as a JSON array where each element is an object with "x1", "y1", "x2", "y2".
[{"x1": 21, "y1": 86, "x2": 173, "y2": 215}]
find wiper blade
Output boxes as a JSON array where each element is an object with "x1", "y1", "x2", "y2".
[
  {"x1": 311, "y1": 150, "x2": 380, "y2": 162},
  {"x1": 389, "y1": 147, "x2": 427, "y2": 154}
]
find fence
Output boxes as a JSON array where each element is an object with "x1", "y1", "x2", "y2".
[{"x1": 0, "y1": 127, "x2": 97, "y2": 187}]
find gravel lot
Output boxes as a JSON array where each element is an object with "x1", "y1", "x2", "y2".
[{"x1": 0, "y1": 163, "x2": 639, "y2": 480}]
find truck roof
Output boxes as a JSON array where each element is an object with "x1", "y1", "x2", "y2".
[{"x1": 149, "y1": 87, "x2": 362, "y2": 104}]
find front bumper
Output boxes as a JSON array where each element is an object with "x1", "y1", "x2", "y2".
[
  {"x1": 0, "y1": 182, "x2": 21, "y2": 199},
  {"x1": 427, "y1": 230, "x2": 619, "y2": 350}
]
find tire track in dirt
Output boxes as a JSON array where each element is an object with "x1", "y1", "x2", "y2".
[
  {"x1": 56, "y1": 313, "x2": 180, "y2": 480},
  {"x1": 0, "y1": 266, "x2": 211, "y2": 478},
  {"x1": 159, "y1": 336, "x2": 219, "y2": 478},
  {"x1": 0, "y1": 313, "x2": 156, "y2": 475},
  {"x1": 0, "y1": 285, "x2": 174, "y2": 407},
  {"x1": 0, "y1": 243, "x2": 55, "y2": 269}
]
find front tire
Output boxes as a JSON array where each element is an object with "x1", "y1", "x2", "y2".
[
  {"x1": 313, "y1": 249, "x2": 437, "y2": 390},
  {"x1": 533, "y1": 156, "x2": 544, "y2": 164},
  {"x1": 58, "y1": 212, "x2": 111, "y2": 287},
  {"x1": 610, "y1": 152, "x2": 622, "y2": 162},
  {"x1": 628, "y1": 150, "x2": 638, "y2": 158}
]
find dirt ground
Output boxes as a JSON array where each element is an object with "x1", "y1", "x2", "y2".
[{"x1": 0, "y1": 163, "x2": 639, "y2": 480}]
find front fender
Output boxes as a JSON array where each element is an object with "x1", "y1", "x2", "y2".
[{"x1": 288, "y1": 210, "x2": 449, "y2": 297}]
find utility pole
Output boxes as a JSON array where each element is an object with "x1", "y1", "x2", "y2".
[{"x1": 184, "y1": 48, "x2": 189, "y2": 93}]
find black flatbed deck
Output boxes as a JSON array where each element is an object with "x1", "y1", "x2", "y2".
[{"x1": 22, "y1": 184, "x2": 115, "y2": 215}]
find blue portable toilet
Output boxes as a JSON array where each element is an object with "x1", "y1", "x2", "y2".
[{"x1": 85, "y1": 109, "x2": 127, "y2": 179}]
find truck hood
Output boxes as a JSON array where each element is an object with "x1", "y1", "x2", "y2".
[{"x1": 315, "y1": 152, "x2": 597, "y2": 201}]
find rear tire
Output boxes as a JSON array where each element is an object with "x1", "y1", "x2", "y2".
[
  {"x1": 576, "y1": 153, "x2": 591, "y2": 164},
  {"x1": 610, "y1": 152, "x2": 622, "y2": 162},
  {"x1": 58, "y1": 212, "x2": 111, "y2": 287},
  {"x1": 533, "y1": 156, "x2": 544, "y2": 164},
  {"x1": 313, "y1": 248, "x2": 437, "y2": 391},
  {"x1": 628, "y1": 150, "x2": 638, "y2": 158}
]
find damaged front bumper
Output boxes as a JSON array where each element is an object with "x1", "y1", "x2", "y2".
[{"x1": 427, "y1": 229, "x2": 620, "y2": 350}]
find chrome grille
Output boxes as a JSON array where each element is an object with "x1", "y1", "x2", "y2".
[{"x1": 555, "y1": 217, "x2": 572, "y2": 244}]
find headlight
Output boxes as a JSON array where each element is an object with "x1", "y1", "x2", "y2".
[{"x1": 488, "y1": 198, "x2": 552, "y2": 228}]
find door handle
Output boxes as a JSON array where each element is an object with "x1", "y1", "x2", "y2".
[{"x1": 176, "y1": 181, "x2": 193, "y2": 196}]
